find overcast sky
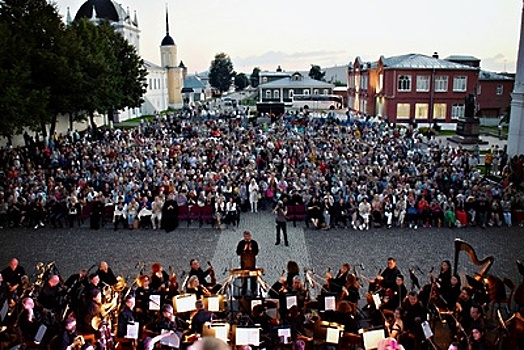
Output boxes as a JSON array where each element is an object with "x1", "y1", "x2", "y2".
[{"x1": 53, "y1": 0, "x2": 521, "y2": 75}]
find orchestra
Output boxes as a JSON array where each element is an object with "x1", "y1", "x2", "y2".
[{"x1": 0, "y1": 237, "x2": 522, "y2": 350}]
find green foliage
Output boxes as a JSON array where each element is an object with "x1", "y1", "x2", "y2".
[
  {"x1": 309, "y1": 64, "x2": 325, "y2": 81},
  {"x1": 250, "y1": 67, "x2": 260, "y2": 88},
  {"x1": 0, "y1": 0, "x2": 148, "y2": 138},
  {"x1": 234, "y1": 73, "x2": 249, "y2": 91},
  {"x1": 209, "y1": 52, "x2": 234, "y2": 93}
]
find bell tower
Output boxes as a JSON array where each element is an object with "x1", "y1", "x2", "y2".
[{"x1": 160, "y1": 5, "x2": 183, "y2": 108}]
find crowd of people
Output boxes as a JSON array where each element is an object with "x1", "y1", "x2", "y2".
[{"x1": 0, "y1": 110, "x2": 524, "y2": 234}]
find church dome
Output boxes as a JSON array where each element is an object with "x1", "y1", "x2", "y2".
[
  {"x1": 75, "y1": 0, "x2": 128, "y2": 23},
  {"x1": 161, "y1": 34, "x2": 175, "y2": 46}
]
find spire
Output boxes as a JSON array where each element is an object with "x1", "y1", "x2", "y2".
[
  {"x1": 134, "y1": 10, "x2": 138, "y2": 26},
  {"x1": 165, "y1": 4, "x2": 170, "y2": 36},
  {"x1": 126, "y1": 6, "x2": 131, "y2": 22},
  {"x1": 90, "y1": 4, "x2": 97, "y2": 22},
  {"x1": 66, "y1": 6, "x2": 72, "y2": 25}
]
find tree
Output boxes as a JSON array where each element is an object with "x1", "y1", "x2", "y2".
[
  {"x1": 250, "y1": 67, "x2": 260, "y2": 88},
  {"x1": 309, "y1": 64, "x2": 325, "y2": 81},
  {"x1": 209, "y1": 52, "x2": 234, "y2": 94},
  {"x1": 234, "y1": 73, "x2": 249, "y2": 91}
]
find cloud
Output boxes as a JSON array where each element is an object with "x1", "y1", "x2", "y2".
[
  {"x1": 232, "y1": 50, "x2": 350, "y2": 72},
  {"x1": 482, "y1": 53, "x2": 516, "y2": 73}
]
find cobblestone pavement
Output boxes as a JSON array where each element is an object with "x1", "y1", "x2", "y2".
[{"x1": 0, "y1": 210, "x2": 523, "y2": 297}]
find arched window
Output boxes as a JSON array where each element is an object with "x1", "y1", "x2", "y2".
[{"x1": 397, "y1": 75, "x2": 412, "y2": 92}]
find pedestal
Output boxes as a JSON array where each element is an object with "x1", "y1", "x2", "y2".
[{"x1": 448, "y1": 118, "x2": 488, "y2": 145}]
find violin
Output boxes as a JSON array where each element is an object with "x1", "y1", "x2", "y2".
[{"x1": 207, "y1": 261, "x2": 216, "y2": 286}]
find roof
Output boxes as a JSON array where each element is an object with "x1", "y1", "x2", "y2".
[
  {"x1": 380, "y1": 53, "x2": 478, "y2": 70},
  {"x1": 183, "y1": 75, "x2": 206, "y2": 90},
  {"x1": 259, "y1": 74, "x2": 334, "y2": 89},
  {"x1": 444, "y1": 55, "x2": 481, "y2": 62},
  {"x1": 161, "y1": 34, "x2": 175, "y2": 46},
  {"x1": 143, "y1": 60, "x2": 163, "y2": 70},
  {"x1": 479, "y1": 70, "x2": 514, "y2": 81},
  {"x1": 75, "y1": 0, "x2": 129, "y2": 23}
]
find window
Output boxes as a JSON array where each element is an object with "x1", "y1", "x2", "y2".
[
  {"x1": 434, "y1": 76, "x2": 448, "y2": 92},
  {"x1": 398, "y1": 75, "x2": 411, "y2": 92},
  {"x1": 273, "y1": 90, "x2": 279, "y2": 99},
  {"x1": 451, "y1": 104, "x2": 465, "y2": 119},
  {"x1": 265, "y1": 90, "x2": 271, "y2": 99},
  {"x1": 453, "y1": 76, "x2": 467, "y2": 92},
  {"x1": 416, "y1": 76, "x2": 430, "y2": 92},
  {"x1": 303, "y1": 89, "x2": 310, "y2": 95},
  {"x1": 323, "y1": 89, "x2": 329, "y2": 95},
  {"x1": 313, "y1": 89, "x2": 319, "y2": 95},
  {"x1": 361, "y1": 75, "x2": 368, "y2": 90},
  {"x1": 288, "y1": 90, "x2": 294, "y2": 99},
  {"x1": 497, "y1": 84, "x2": 503, "y2": 95},
  {"x1": 262, "y1": 77, "x2": 268, "y2": 83},
  {"x1": 415, "y1": 103, "x2": 428, "y2": 119},
  {"x1": 379, "y1": 73, "x2": 384, "y2": 92},
  {"x1": 396, "y1": 103, "x2": 410, "y2": 119},
  {"x1": 433, "y1": 103, "x2": 446, "y2": 120}
]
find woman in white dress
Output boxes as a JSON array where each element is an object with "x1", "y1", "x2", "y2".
[{"x1": 248, "y1": 179, "x2": 259, "y2": 213}]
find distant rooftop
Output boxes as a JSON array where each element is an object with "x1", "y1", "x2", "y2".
[
  {"x1": 381, "y1": 53, "x2": 478, "y2": 70},
  {"x1": 479, "y1": 70, "x2": 514, "y2": 81}
]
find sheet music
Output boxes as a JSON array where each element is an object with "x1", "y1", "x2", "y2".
[
  {"x1": 175, "y1": 294, "x2": 197, "y2": 313},
  {"x1": 250, "y1": 299, "x2": 262, "y2": 310},
  {"x1": 0, "y1": 300, "x2": 8, "y2": 322},
  {"x1": 213, "y1": 324, "x2": 229, "y2": 343},
  {"x1": 286, "y1": 295, "x2": 297, "y2": 309},
  {"x1": 326, "y1": 327, "x2": 340, "y2": 344},
  {"x1": 160, "y1": 330, "x2": 180, "y2": 347},
  {"x1": 126, "y1": 322, "x2": 139, "y2": 339},
  {"x1": 149, "y1": 294, "x2": 161, "y2": 311},
  {"x1": 207, "y1": 296, "x2": 220, "y2": 312},
  {"x1": 34, "y1": 324, "x2": 47, "y2": 344},
  {"x1": 372, "y1": 293, "x2": 382, "y2": 307},
  {"x1": 421, "y1": 321, "x2": 434, "y2": 339},
  {"x1": 324, "y1": 296, "x2": 336, "y2": 311},
  {"x1": 277, "y1": 328, "x2": 292, "y2": 344},
  {"x1": 235, "y1": 327, "x2": 260, "y2": 346},
  {"x1": 363, "y1": 329, "x2": 386, "y2": 349}
]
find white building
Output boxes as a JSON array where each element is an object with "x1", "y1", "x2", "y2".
[{"x1": 72, "y1": 0, "x2": 184, "y2": 121}]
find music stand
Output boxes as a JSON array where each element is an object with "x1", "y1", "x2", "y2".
[
  {"x1": 320, "y1": 292, "x2": 338, "y2": 312},
  {"x1": 240, "y1": 252, "x2": 256, "y2": 270},
  {"x1": 275, "y1": 326, "x2": 292, "y2": 344},
  {"x1": 234, "y1": 325, "x2": 260, "y2": 346},
  {"x1": 361, "y1": 328, "x2": 386, "y2": 350},
  {"x1": 173, "y1": 294, "x2": 197, "y2": 313},
  {"x1": 202, "y1": 321, "x2": 230, "y2": 344},
  {"x1": 203, "y1": 295, "x2": 225, "y2": 313}
]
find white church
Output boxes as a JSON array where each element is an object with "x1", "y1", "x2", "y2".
[{"x1": 69, "y1": 0, "x2": 208, "y2": 121}]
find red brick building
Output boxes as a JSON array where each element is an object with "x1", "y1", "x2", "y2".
[
  {"x1": 347, "y1": 53, "x2": 513, "y2": 123},
  {"x1": 477, "y1": 71, "x2": 514, "y2": 118}
]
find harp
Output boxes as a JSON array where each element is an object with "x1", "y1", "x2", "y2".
[{"x1": 453, "y1": 239, "x2": 494, "y2": 278}]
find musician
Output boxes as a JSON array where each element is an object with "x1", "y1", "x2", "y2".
[
  {"x1": 236, "y1": 230, "x2": 259, "y2": 270},
  {"x1": 190, "y1": 300, "x2": 215, "y2": 335},
  {"x1": 437, "y1": 260, "x2": 452, "y2": 297},
  {"x1": 250, "y1": 304, "x2": 274, "y2": 348},
  {"x1": 469, "y1": 327, "x2": 490, "y2": 350},
  {"x1": 325, "y1": 263, "x2": 351, "y2": 294},
  {"x1": 340, "y1": 273, "x2": 360, "y2": 304},
  {"x1": 289, "y1": 276, "x2": 310, "y2": 311},
  {"x1": 165, "y1": 274, "x2": 180, "y2": 302},
  {"x1": 456, "y1": 287, "x2": 474, "y2": 331},
  {"x1": 376, "y1": 257, "x2": 401, "y2": 291},
  {"x1": 1, "y1": 257, "x2": 26, "y2": 293},
  {"x1": 84, "y1": 274, "x2": 101, "y2": 299},
  {"x1": 444, "y1": 274, "x2": 462, "y2": 308},
  {"x1": 58, "y1": 316, "x2": 80, "y2": 350},
  {"x1": 135, "y1": 275, "x2": 152, "y2": 318},
  {"x1": 79, "y1": 289, "x2": 102, "y2": 335},
  {"x1": 269, "y1": 260, "x2": 300, "y2": 298},
  {"x1": 385, "y1": 307, "x2": 404, "y2": 341},
  {"x1": 116, "y1": 295, "x2": 136, "y2": 338},
  {"x1": 0, "y1": 272, "x2": 7, "y2": 304},
  {"x1": 401, "y1": 291, "x2": 427, "y2": 346},
  {"x1": 465, "y1": 305, "x2": 485, "y2": 335},
  {"x1": 188, "y1": 259, "x2": 219, "y2": 294},
  {"x1": 185, "y1": 276, "x2": 209, "y2": 299},
  {"x1": 37, "y1": 274, "x2": 63, "y2": 312},
  {"x1": 64, "y1": 269, "x2": 88, "y2": 316},
  {"x1": 18, "y1": 297, "x2": 40, "y2": 343},
  {"x1": 151, "y1": 262, "x2": 169, "y2": 293},
  {"x1": 96, "y1": 261, "x2": 117, "y2": 287},
  {"x1": 382, "y1": 274, "x2": 408, "y2": 311}
]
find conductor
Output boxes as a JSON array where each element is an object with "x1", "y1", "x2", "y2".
[{"x1": 236, "y1": 231, "x2": 259, "y2": 270}]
